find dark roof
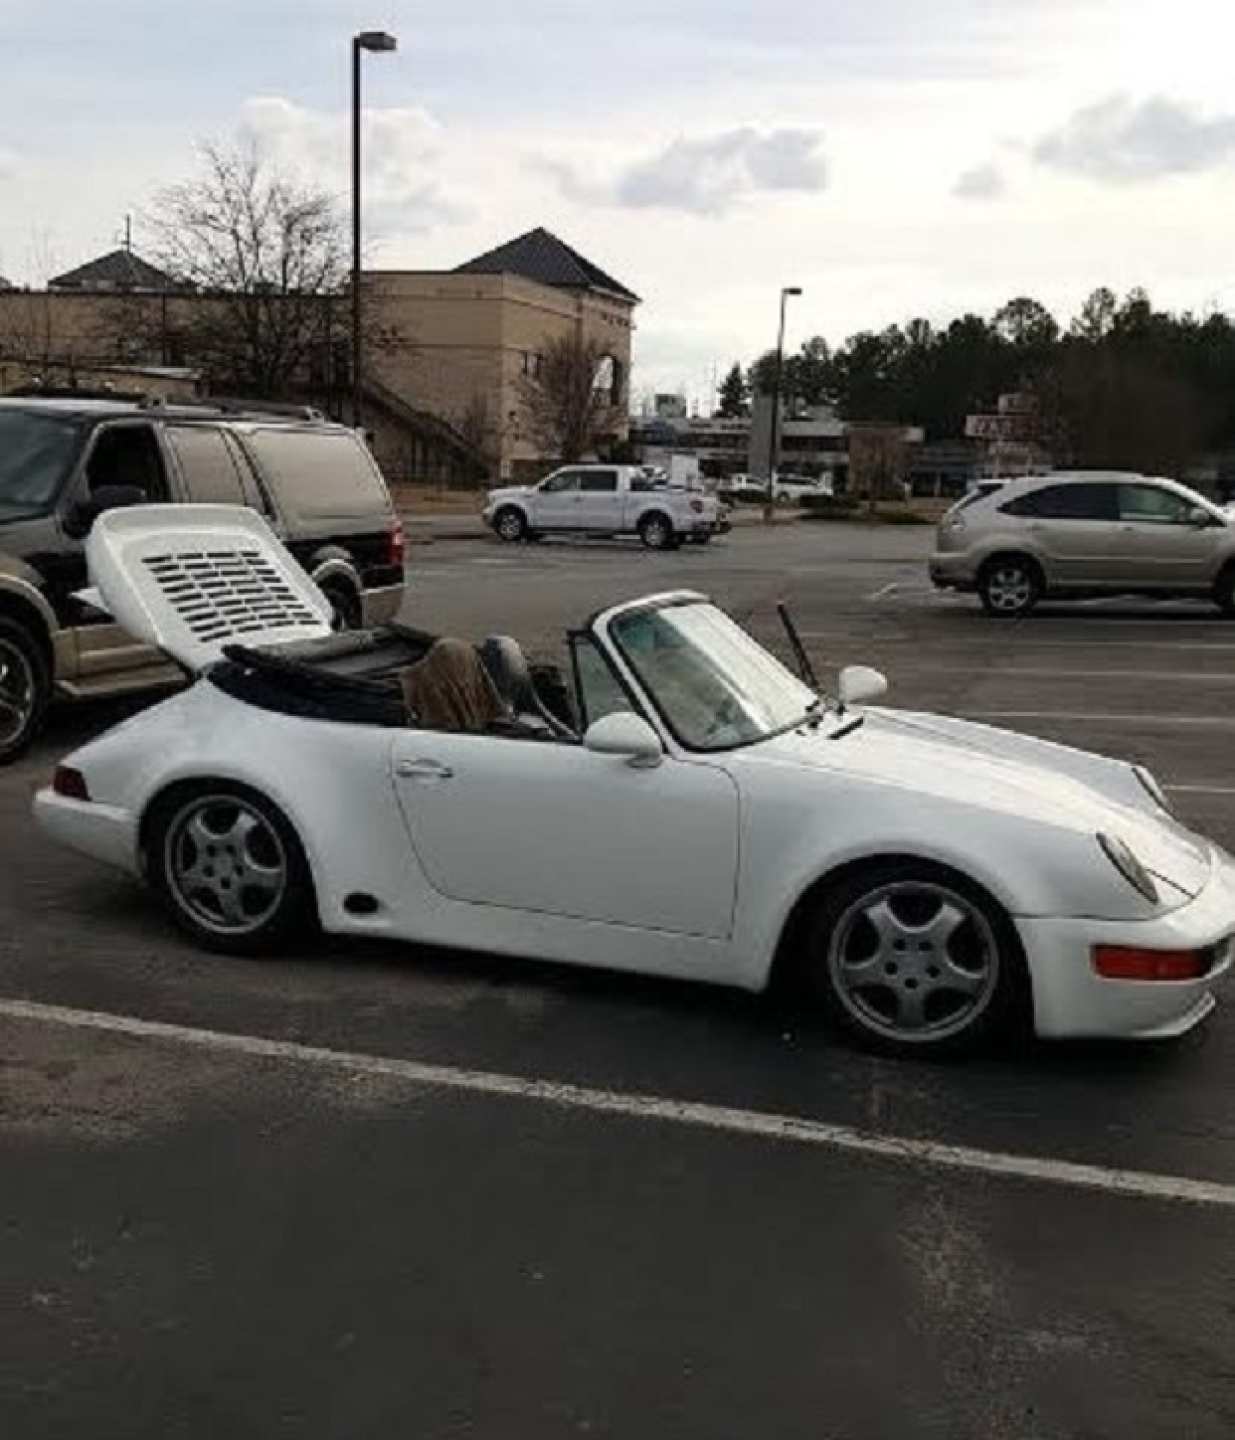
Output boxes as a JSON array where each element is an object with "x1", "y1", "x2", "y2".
[
  {"x1": 49, "y1": 248, "x2": 176, "y2": 292},
  {"x1": 454, "y1": 227, "x2": 638, "y2": 303}
]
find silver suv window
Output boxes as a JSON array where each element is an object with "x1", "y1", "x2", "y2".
[
  {"x1": 579, "y1": 470, "x2": 619, "y2": 493},
  {"x1": 1118, "y1": 484, "x2": 1192, "y2": 525},
  {"x1": 1001, "y1": 483, "x2": 1117, "y2": 521}
]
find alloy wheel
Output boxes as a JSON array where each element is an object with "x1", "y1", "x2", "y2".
[
  {"x1": 984, "y1": 564, "x2": 1033, "y2": 613},
  {"x1": 642, "y1": 517, "x2": 670, "y2": 549},
  {"x1": 164, "y1": 795, "x2": 288, "y2": 937},
  {"x1": 0, "y1": 637, "x2": 35, "y2": 751},
  {"x1": 496, "y1": 510, "x2": 525, "y2": 542},
  {"x1": 828, "y1": 880, "x2": 1000, "y2": 1043}
]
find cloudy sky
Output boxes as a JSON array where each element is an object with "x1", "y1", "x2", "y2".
[{"x1": 4, "y1": 0, "x2": 1235, "y2": 406}]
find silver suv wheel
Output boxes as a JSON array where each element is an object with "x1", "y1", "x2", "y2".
[{"x1": 979, "y1": 559, "x2": 1039, "y2": 616}]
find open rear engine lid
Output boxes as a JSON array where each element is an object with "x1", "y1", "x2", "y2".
[{"x1": 86, "y1": 504, "x2": 333, "y2": 671}]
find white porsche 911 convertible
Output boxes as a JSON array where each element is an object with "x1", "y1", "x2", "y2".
[{"x1": 35, "y1": 505, "x2": 1235, "y2": 1055}]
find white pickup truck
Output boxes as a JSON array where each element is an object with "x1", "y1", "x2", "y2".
[{"x1": 483, "y1": 465, "x2": 727, "y2": 549}]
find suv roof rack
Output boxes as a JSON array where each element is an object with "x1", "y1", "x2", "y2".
[
  {"x1": 6, "y1": 383, "x2": 149, "y2": 402},
  {"x1": 138, "y1": 394, "x2": 327, "y2": 423}
]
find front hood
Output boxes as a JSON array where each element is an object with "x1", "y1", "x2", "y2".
[
  {"x1": 486, "y1": 485, "x2": 533, "y2": 504},
  {"x1": 754, "y1": 707, "x2": 1211, "y2": 898},
  {"x1": 86, "y1": 503, "x2": 333, "y2": 672}
]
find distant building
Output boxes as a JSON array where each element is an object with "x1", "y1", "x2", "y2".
[
  {"x1": 0, "y1": 227, "x2": 639, "y2": 486},
  {"x1": 653, "y1": 393, "x2": 687, "y2": 420}
]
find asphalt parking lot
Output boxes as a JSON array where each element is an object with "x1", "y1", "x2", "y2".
[{"x1": 4, "y1": 519, "x2": 1235, "y2": 1438}]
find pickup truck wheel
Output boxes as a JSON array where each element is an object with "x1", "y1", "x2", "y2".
[
  {"x1": 0, "y1": 618, "x2": 50, "y2": 765},
  {"x1": 639, "y1": 512, "x2": 674, "y2": 550},
  {"x1": 494, "y1": 507, "x2": 527, "y2": 543}
]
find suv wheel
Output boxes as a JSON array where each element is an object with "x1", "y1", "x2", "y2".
[
  {"x1": 1214, "y1": 566, "x2": 1235, "y2": 616},
  {"x1": 0, "y1": 618, "x2": 50, "y2": 765},
  {"x1": 494, "y1": 507, "x2": 527, "y2": 543},
  {"x1": 320, "y1": 579, "x2": 362, "y2": 632},
  {"x1": 978, "y1": 557, "x2": 1041, "y2": 617}
]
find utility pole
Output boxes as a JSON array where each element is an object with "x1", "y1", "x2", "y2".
[
  {"x1": 763, "y1": 286, "x2": 802, "y2": 523},
  {"x1": 351, "y1": 29, "x2": 397, "y2": 433}
]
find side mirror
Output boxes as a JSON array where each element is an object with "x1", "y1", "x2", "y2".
[
  {"x1": 584, "y1": 711, "x2": 663, "y2": 769},
  {"x1": 62, "y1": 484, "x2": 146, "y2": 540},
  {"x1": 838, "y1": 665, "x2": 889, "y2": 709},
  {"x1": 1188, "y1": 506, "x2": 1212, "y2": 528}
]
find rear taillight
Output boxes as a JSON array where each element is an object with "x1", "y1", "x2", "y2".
[
  {"x1": 1092, "y1": 945, "x2": 1209, "y2": 981},
  {"x1": 690, "y1": 499, "x2": 704, "y2": 513},
  {"x1": 52, "y1": 766, "x2": 91, "y2": 802},
  {"x1": 387, "y1": 518, "x2": 405, "y2": 568}
]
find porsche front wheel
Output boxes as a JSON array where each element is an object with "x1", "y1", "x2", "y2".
[
  {"x1": 807, "y1": 863, "x2": 1025, "y2": 1054},
  {"x1": 148, "y1": 785, "x2": 316, "y2": 954}
]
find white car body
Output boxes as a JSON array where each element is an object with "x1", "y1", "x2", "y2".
[
  {"x1": 483, "y1": 464, "x2": 722, "y2": 544},
  {"x1": 35, "y1": 506, "x2": 1235, "y2": 1046},
  {"x1": 773, "y1": 473, "x2": 834, "y2": 505}
]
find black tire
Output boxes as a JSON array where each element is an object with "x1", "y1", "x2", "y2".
[
  {"x1": 802, "y1": 860, "x2": 1027, "y2": 1056},
  {"x1": 978, "y1": 555, "x2": 1042, "y2": 618},
  {"x1": 320, "y1": 579, "x2": 362, "y2": 632},
  {"x1": 1214, "y1": 565, "x2": 1235, "y2": 616},
  {"x1": 494, "y1": 507, "x2": 528, "y2": 543},
  {"x1": 638, "y1": 512, "x2": 675, "y2": 550},
  {"x1": 146, "y1": 783, "x2": 317, "y2": 955},
  {"x1": 0, "y1": 617, "x2": 51, "y2": 766}
]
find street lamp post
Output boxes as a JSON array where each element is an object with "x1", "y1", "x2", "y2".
[
  {"x1": 764, "y1": 285, "x2": 802, "y2": 523},
  {"x1": 351, "y1": 29, "x2": 397, "y2": 433}
]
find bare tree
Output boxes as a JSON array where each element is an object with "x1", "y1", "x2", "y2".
[
  {"x1": 517, "y1": 334, "x2": 620, "y2": 463},
  {"x1": 109, "y1": 139, "x2": 398, "y2": 400},
  {"x1": 847, "y1": 424, "x2": 909, "y2": 515},
  {"x1": 455, "y1": 390, "x2": 501, "y2": 482}
]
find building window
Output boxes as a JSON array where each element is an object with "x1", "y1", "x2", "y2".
[{"x1": 522, "y1": 351, "x2": 543, "y2": 379}]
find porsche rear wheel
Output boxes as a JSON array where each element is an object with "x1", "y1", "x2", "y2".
[
  {"x1": 149, "y1": 785, "x2": 316, "y2": 955},
  {"x1": 806, "y1": 862, "x2": 1025, "y2": 1054}
]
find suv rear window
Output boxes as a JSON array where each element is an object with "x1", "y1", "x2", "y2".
[
  {"x1": 244, "y1": 429, "x2": 391, "y2": 520},
  {"x1": 166, "y1": 425, "x2": 247, "y2": 506},
  {"x1": 1000, "y1": 483, "x2": 1117, "y2": 520}
]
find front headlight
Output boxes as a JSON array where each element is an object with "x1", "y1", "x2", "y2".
[
  {"x1": 1098, "y1": 832, "x2": 1159, "y2": 903},
  {"x1": 1133, "y1": 764, "x2": 1173, "y2": 815}
]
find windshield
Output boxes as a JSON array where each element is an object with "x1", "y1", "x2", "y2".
[
  {"x1": 0, "y1": 410, "x2": 84, "y2": 516},
  {"x1": 609, "y1": 601, "x2": 817, "y2": 751}
]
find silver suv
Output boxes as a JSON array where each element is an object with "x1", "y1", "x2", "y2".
[{"x1": 930, "y1": 470, "x2": 1235, "y2": 617}]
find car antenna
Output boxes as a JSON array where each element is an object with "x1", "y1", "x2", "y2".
[{"x1": 777, "y1": 601, "x2": 819, "y2": 692}]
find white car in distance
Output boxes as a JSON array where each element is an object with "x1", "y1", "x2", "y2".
[
  {"x1": 483, "y1": 464, "x2": 724, "y2": 549},
  {"x1": 34, "y1": 505, "x2": 1235, "y2": 1056}
]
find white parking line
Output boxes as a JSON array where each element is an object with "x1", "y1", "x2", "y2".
[
  {"x1": 3, "y1": 997, "x2": 1234, "y2": 1209},
  {"x1": 1166, "y1": 784, "x2": 1235, "y2": 797}
]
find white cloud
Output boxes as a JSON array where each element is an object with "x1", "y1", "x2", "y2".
[
  {"x1": 0, "y1": 146, "x2": 20, "y2": 181},
  {"x1": 238, "y1": 96, "x2": 474, "y2": 235},
  {"x1": 1034, "y1": 95, "x2": 1235, "y2": 183},
  {"x1": 953, "y1": 162, "x2": 1004, "y2": 199},
  {"x1": 544, "y1": 127, "x2": 828, "y2": 216}
]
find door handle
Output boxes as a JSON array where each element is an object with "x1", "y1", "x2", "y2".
[{"x1": 396, "y1": 758, "x2": 454, "y2": 781}]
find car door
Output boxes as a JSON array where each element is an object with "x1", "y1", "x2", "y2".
[
  {"x1": 389, "y1": 726, "x2": 740, "y2": 940},
  {"x1": 534, "y1": 470, "x2": 584, "y2": 529},
  {"x1": 1018, "y1": 481, "x2": 1121, "y2": 584},
  {"x1": 576, "y1": 469, "x2": 622, "y2": 529},
  {"x1": 1115, "y1": 482, "x2": 1225, "y2": 586}
]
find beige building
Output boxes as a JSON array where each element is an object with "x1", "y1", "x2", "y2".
[
  {"x1": 365, "y1": 228, "x2": 638, "y2": 483},
  {"x1": 0, "y1": 229, "x2": 639, "y2": 488}
]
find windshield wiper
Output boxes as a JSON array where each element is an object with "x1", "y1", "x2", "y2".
[
  {"x1": 829, "y1": 714, "x2": 865, "y2": 740},
  {"x1": 777, "y1": 601, "x2": 819, "y2": 692}
]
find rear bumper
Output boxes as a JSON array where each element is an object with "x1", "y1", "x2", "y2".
[
  {"x1": 1020, "y1": 851, "x2": 1235, "y2": 1039},
  {"x1": 361, "y1": 583, "x2": 404, "y2": 627},
  {"x1": 33, "y1": 789, "x2": 140, "y2": 876}
]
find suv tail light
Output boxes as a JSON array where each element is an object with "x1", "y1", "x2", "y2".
[
  {"x1": 1092, "y1": 945, "x2": 1210, "y2": 981},
  {"x1": 386, "y1": 518, "x2": 406, "y2": 569},
  {"x1": 52, "y1": 766, "x2": 91, "y2": 801}
]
